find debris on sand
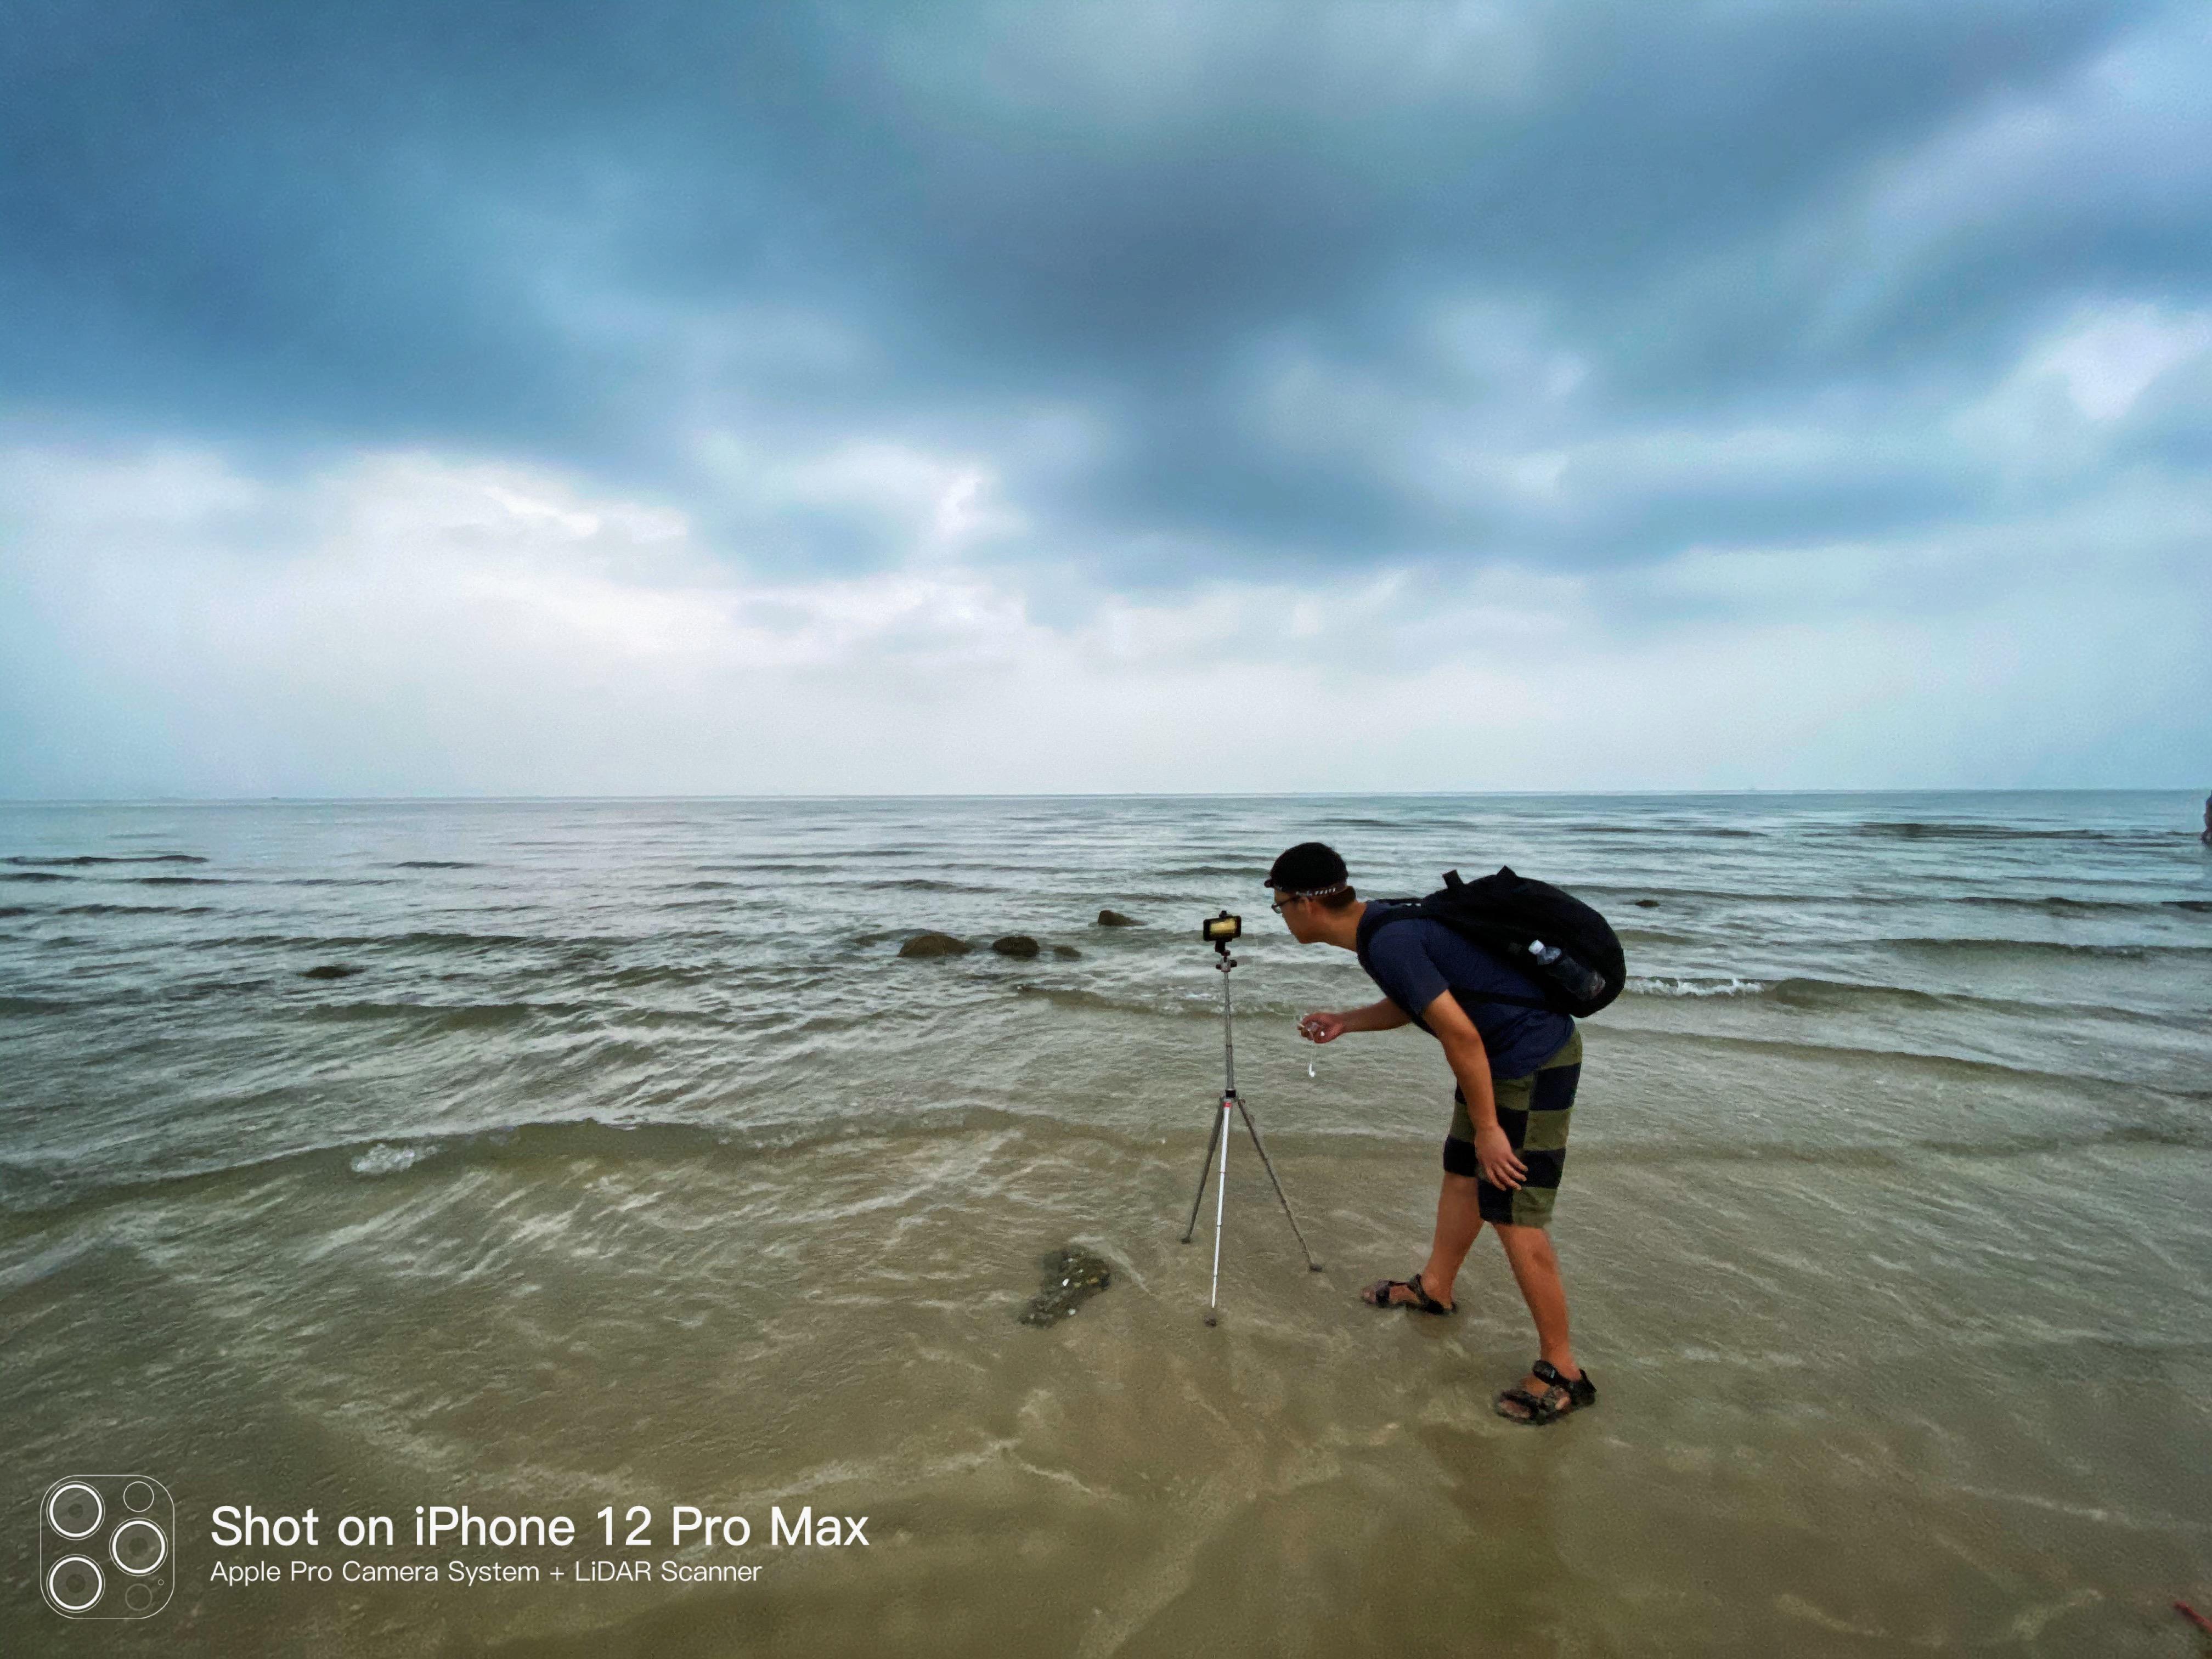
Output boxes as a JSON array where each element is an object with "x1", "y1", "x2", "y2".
[
  {"x1": 898, "y1": 932, "x2": 974, "y2": 958},
  {"x1": 1019, "y1": 1245, "x2": 1113, "y2": 1326}
]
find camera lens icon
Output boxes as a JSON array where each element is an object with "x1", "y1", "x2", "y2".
[
  {"x1": 47, "y1": 1555, "x2": 105, "y2": 1614},
  {"x1": 47, "y1": 1482, "x2": 104, "y2": 1538},
  {"x1": 41, "y1": 1476, "x2": 174, "y2": 1620},
  {"x1": 111, "y1": 1518, "x2": 167, "y2": 1575}
]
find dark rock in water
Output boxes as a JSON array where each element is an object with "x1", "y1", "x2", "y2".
[
  {"x1": 1051, "y1": 944, "x2": 1081, "y2": 959},
  {"x1": 1634, "y1": 898, "x2": 1660, "y2": 909},
  {"x1": 899, "y1": 932, "x2": 973, "y2": 958},
  {"x1": 1020, "y1": 1245, "x2": 1113, "y2": 1326},
  {"x1": 301, "y1": 964, "x2": 360, "y2": 980},
  {"x1": 990, "y1": 934, "x2": 1041, "y2": 958},
  {"x1": 1096, "y1": 909, "x2": 1140, "y2": 927}
]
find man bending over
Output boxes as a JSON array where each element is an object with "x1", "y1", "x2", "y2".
[{"x1": 1267, "y1": 840, "x2": 1596, "y2": 1426}]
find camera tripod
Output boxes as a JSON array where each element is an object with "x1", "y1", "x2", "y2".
[{"x1": 1181, "y1": 921, "x2": 1322, "y2": 1324}]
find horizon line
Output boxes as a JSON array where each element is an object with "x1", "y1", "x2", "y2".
[{"x1": 0, "y1": 786, "x2": 2200, "y2": 807}]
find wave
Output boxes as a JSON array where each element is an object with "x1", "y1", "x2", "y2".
[
  {"x1": 669, "y1": 876, "x2": 1005, "y2": 893},
  {"x1": 1575, "y1": 883, "x2": 1835, "y2": 905},
  {"x1": 1581, "y1": 1120, "x2": 2212, "y2": 1169},
  {"x1": 1013, "y1": 984, "x2": 1217, "y2": 1019},
  {"x1": 388, "y1": 860, "x2": 480, "y2": 869},
  {"x1": 1627, "y1": 976, "x2": 1769, "y2": 998},
  {"x1": 57, "y1": 904, "x2": 218, "y2": 917},
  {"x1": 0, "y1": 996, "x2": 73, "y2": 1015},
  {"x1": 4, "y1": 853, "x2": 206, "y2": 866},
  {"x1": 351, "y1": 1142, "x2": 439, "y2": 1175},
  {"x1": 602, "y1": 963, "x2": 725, "y2": 988},
  {"x1": 1884, "y1": 936, "x2": 2212, "y2": 961},
  {"x1": 1625, "y1": 973, "x2": 2203, "y2": 1028},
  {"x1": 1598, "y1": 1024, "x2": 2212, "y2": 1101},
  {"x1": 131, "y1": 876, "x2": 236, "y2": 886},
  {"x1": 1846, "y1": 821, "x2": 2154, "y2": 842},
  {"x1": 0, "y1": 1106, "x2": 1107, "y2": 1218},
  {"x1": 0, "y1": 906, "x2": 31, "y2": 918},
  {"x1": 301, "y1": 1000, "x2": 591, "y2": 1031},
  {"x1": 695, "y1": 861, "x2": 844, "y2": 873},
  {"x1": 866, "y1": 877, "x2": 1002, "y2": 893},
  {"x1": 8, "y1": 1099, "x2": 2203, "y2": 1232},
  {"x1": 1960, "y1": 894, "x2": 2212, "y2": 918},
  {"x1": 2, "y1": 871, "x2": 75, "y2": 883},
  {"x1": 188, "y1": 929, "x2": 545, "y2": 953},
  {"x1": 1630, "y1": 973, "x2": 1971, "y2": 1011}
]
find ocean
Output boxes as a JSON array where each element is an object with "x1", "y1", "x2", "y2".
[{"x1": 3, "y1": 792, "x2": 2208, "y2": 1655}]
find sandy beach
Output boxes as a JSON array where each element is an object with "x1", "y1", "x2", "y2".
[{"x1": 5, "y1": 792, "x2": 2208, "y2": 1654}]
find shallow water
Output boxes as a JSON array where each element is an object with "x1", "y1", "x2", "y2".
[{"x1": 3, "y1": 793, "x2": 2208, "y2": 1654}]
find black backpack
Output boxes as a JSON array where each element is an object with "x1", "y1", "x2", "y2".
[{"x1": 1378, "y1": 867, "x2": 1626, "y2": 1018}]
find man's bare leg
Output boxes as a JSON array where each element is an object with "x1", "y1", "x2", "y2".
[
  {"x1": 1419, "y1": 1173, "x2": 1485, "y2": 1308},
  {"x1": 1370, "y1": 1171, "x2": 1483, "y2": 1309},
  {"x1": 1494, "y1": 1222, "x2": 1582, "y2": 1398}
]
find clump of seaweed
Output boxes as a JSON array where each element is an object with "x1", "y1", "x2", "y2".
[{"x1": 1019, "y1": 1245, "x2": 1113, "y2": 1326}]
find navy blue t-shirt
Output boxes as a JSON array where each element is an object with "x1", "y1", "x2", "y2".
[{"x1": 1356, "y1": 905, "x2": 1573, "y2": 1079}]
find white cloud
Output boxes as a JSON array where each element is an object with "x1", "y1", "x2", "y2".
[
  {"x1": 2, "y1": 441, "x2": 2204, "y2": 797},
  {"x1": 2030, "y1": 303, "x2": 2212, "y2": 422},
  {"x1": 693, "y1": 429, "x2": 1027, "y2": 563}
]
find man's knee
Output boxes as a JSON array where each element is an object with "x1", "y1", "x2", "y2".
[{"x1": 1493, "y1": 1221, "x2": 1556, "y2": 1261}]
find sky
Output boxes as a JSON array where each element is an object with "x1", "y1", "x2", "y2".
[{"x1": 2, "y1": 0, "x2": 2208, "y2": 797}]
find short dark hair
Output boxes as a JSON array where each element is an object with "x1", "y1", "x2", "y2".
[{"x1": 1265, "y1": 842, "x2": 1356, "y2": 907}]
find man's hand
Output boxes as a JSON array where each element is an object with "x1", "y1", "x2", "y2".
[
  {"x1": 1301, "y1": 1000, "x2": 1410, "y2": 1041},
  {"x1": 1473, "y1": 1124, "x2": 1527, "y2": 1191}
]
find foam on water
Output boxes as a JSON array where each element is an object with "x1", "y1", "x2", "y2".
[{"x1": 349, "y1": 1142, "x2": 435, "y2": 1176}]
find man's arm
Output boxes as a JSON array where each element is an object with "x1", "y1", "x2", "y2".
[
  {"x1": 1299, "y1": 999, "x2": 1410, "y2": 1042},
  {"x1": 1423, "y1": 988, "x2": 1528, "y2": 1193}
]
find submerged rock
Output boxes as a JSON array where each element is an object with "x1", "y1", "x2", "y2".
[
  {"x1": 1019, "y1": 1245, "x2": 1114, "y2": 1326},
  {"x1": 1634, "y1": 898, "x2": 1660, "y2": 909},
  {"x1": 1096, "y1": 909, "x2": 1140, "y2": 927},
  {"x1": 301, "y1": 964, "x2": 360, "y2": 980},
  {"x1": 990, "y1": 934, "x2": 1041, "y2": 958},
  {"x1": 898, "y1": 931, "x2": 973, "y2": 959},
  {"x1": 1051, "y1": 944, "x2": 1081, "y2": 959}
]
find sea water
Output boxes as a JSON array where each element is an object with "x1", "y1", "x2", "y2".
[{"x1": 3, "y1": 793, "x2": 2207, "y2": 1654}]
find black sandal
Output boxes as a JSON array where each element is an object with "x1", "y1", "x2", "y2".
[
  {"x1": 1493, "y1": 1358, "x2": 1597, "y2": 1425},
  {"x1": 1360, "y1": 1271, "x2": 1453, "y2": 1314}
]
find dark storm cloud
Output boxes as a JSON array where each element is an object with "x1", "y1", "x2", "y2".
[{"x1": 2, "y1": 0, "x2": 2203, "y2": 579}]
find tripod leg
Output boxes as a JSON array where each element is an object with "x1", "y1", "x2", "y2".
[
  {"x1": 1179, "y1": 1104, "x2": 1226, "y2": 1244},
  {"x1": 1236, "y1": 1098, "x2": 1323, "y2": 1271}
]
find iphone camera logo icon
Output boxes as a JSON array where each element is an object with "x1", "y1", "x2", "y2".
[{"x1": 41, "y1": 1476, "x2": 176, "y2": 1619}]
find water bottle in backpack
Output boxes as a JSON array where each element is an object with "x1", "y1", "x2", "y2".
[{"x1": 1525, "y1": 939, "x2": 1607, "y2": 1007}]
